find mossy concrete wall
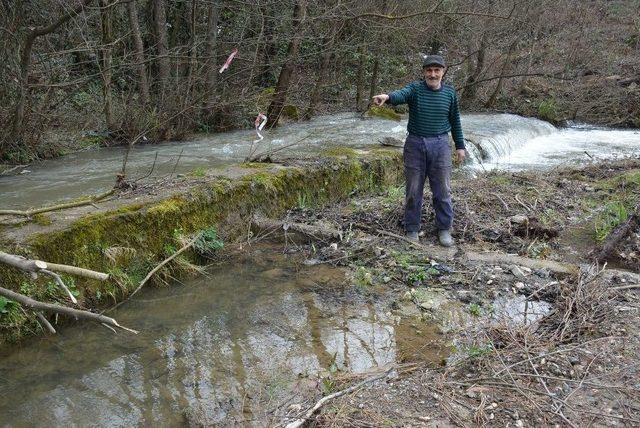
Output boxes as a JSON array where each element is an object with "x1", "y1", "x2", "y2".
[{"x1": 0, "y1": 151, "x2": 403, "y2": 345}]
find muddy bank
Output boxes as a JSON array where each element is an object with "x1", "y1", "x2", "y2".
[
  {"x1": 0, "y1": 148, "x2": 402, "y2": 345},
  {"x1": 260, "y1": 157, "x2": 640, "y2": 427}
]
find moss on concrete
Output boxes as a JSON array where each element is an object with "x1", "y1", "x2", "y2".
[{"x1": 367, "y1": 106, "x2": 402, "y2": 121}]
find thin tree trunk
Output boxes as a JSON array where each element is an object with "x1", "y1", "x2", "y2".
[
  {"x1": 305, "y1": 21, "x2": 338, "y2": 120},
  {"x1": 186, "y1": 0, "x2": 198, "y2": 95},
  {"x1": 127, "y1": 0, "x2": 150, "y2": 105},
  {"x1": 367, "y1": 0, "x2": 387, "y2": 102},
  {"x1": 152, "y1": 0, "x2": 170, "y2": 102},
  {"x1": 99, "y1": 0, "x2": 115, "y2": 132},
  {"x1": 485, "y1": 41, "x2": 517, "y2": 108},
  {"x1": 266, "y1": 0, "x2": 308, "y2": 127},
  {"x1": 10, "y1": 0, "x2": 94, "y2": 143},
  {"x1": 204, "y1": 1, "x2": 219, "y2": 109},
  {"x1": 258, "y1": 11, "x2": 277, "y2": 87},
  {"x1": 368, "y1": 55, "x2": 379, "y2": 100},
  {"x1": 355, "y1": 44, "x2": 366, "y2": 111},
  {"x1": 462, "y1": 32, "x2": 487, "y2": 101},
  {"x1": 247, "y1": 1, "x2": 265, "y2": 94}
]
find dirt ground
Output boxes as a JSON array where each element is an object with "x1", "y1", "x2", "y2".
[{"x1": 262, "y1": 158, "x2": 640, "y2": 427}]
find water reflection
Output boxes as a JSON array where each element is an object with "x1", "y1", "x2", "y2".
[{"x1": 0, "y1": 248, "x2": 446, "y2": 427}]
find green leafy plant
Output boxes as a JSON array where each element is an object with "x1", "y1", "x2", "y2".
[
  {"x1": 163, "y1": 243, "x2": 177, "y2": 256},
  {"x1": 466, "y1": 344, "x2": 493, "y2": 359},
  {"x1": 190, "y1": 167, "x2": 206, "y2": 177},
  {"x1": 407, "y1": 268, "x2": 428, "y2": 284},
  {"x1": 0, "y1": 297, "x2": 17, "y2": 315},
  {"x1": 382, "y1": 185, "x2": 404, "y2": 205},
  {"x1": 194, "y1": 227, "x2": 224, "y2": 256},
  {"x1": 468, "y1": 303, "x2": 482, "y2": 317},
  {"x1": 595, "y1": 201, "x2": 629, "y2": 242},
  {"x1": 296, "y1": 192, "x2": 308, "y2": 209},
  {"x1": 538, "y1": 99, "x2": 558, "y2": 122},
  {"x1": 354, "y1": 266, "x2": 373, "y2": 287}
]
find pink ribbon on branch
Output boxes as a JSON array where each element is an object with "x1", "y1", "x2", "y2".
[
  {"x1": 254, "y1": 113, "x2": 268, "y2": 142},
  {"x1": 219, "y1": 48, "x2": 238, "y2": 73}
]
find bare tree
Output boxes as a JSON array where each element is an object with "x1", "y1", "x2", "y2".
[
  {"x1": 127, "y1": 0, "x2": 151, "y2": 105},
  {"x1": 9, "y1": 0, "x2": 94, "y2": 146},
  {"x1": 266, "y1": 0, "x2": 308, "y2": 127}
]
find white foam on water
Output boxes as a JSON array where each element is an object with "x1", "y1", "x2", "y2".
[{"x1": 483, "y1": 128, "x2": 640, "y2": 170}]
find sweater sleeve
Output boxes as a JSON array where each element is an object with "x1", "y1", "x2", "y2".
[
  {"x1": 388, "y1": 82, "x2": 414, "y2": 106},
  {"x1": 449, "y1": 90, "x2": 465, "y2": 150}
]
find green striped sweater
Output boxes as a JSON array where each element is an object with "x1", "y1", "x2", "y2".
[{"x1": 388, "y1": 80, "x2": 465, "y2": 149}]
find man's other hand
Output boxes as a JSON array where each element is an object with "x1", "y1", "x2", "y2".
[
  {"x1": 372, "y1": 94, "x2": 389, "y2": 106},
  {"x1": 455, "y1": 149, "x2": 466, "y2": 164}
]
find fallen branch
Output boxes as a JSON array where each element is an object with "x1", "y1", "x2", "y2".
[
  {"x1": 465, "y1": 252, "x2": 578, "y2": 275},
  {"x1": 0, "y1": 188, "x2": 115, "y2": 217},
  {"x1": 0, "y1": 164, "x2": 28, "y2": 175},
  {"x1": 491, "y1": 192, "x2": 510, "y2": 211},
  {"x1": 108, "y1": 235, "x2": 199, "y2": 311},
  {"x1": 285, "y1": 367, "x2": 394, "y2": 428},
  {"x1": 0, "y1": 286, "x2": 137, "y2": 333},
  {"x1": 611, "y1": 283, "x2": 640, "y2": 291},
  {"x1": 0, "y1": 251, "x2": 109, "y2": 282},
  {"x1": 252, "y1": 215, "x2": 343, "y2": 241}
]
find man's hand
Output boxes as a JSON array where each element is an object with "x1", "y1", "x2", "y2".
[
  {"x1": 372, "y1": 94, "x2": 389, "y2": 106},
  {"x1": 455, "y1": 149, "x2": 466, "y2": 164}
]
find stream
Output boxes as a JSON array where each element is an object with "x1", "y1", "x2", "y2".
[
  {"x1": 1, "y1": 113, "x2": 639, "y2": 210},
  {"x1": 0, "y1": 245, "x2": 447, "y2": 427}
]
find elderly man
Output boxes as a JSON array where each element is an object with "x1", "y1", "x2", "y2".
[{"x1": 372, "y1": 55, "x2": 465, "y2": 247}]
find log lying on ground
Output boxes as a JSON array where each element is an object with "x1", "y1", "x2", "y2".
[
  {"x1": 252, "y1": 215, "x2": 343, "y2": 241},
  {"x1": 593, "y1": 203, "x2": 640, "y2": 264},
  {"x1": 0, "y1": 188, "x2": 115, "y2": 217},
  {"x1": 464, "y1": 252, "x2": 579, "y2": 275}
]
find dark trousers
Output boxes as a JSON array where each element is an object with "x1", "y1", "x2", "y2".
[{"x1": 403, "y1": 134, "x2": 453, "y2": 233}]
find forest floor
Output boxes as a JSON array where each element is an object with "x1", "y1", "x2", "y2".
[{"x1": 264, "y1": 158, "x2": 640, "y2": 427}]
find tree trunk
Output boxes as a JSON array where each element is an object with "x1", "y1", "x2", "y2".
[
  {"x1": 368, "y1": 55, "x2": 379, "y2": 100},
  {"x1": 152, "y1": 0, "x2": 170, "y2": 102},
  {"x1": 127, "y1": 0, "x2": 150, "y2": 105},
  {"x1": 462, "y1": 32, "x2": 487, "y2": 101},
  {"x1": 355, "y1": 44, "x2": 366, "y2": 111},
  {"x1": 186, "y1": 0, "x2": 198, "y2": 95},
  {"x1": 10, "y1": 0, "x2": 94, "y2": 145},
  {"x1": 99, "y1": 0, "x2": 115, "y2": 132},
  {"x1": 485, "y1": 41, "x2": 517, "y2": 108},
  {"x1": 204, "y1": 1, "x2": 219, "y2": 109},
  {"x1": 266, "y1": 0, "x2": 307, "y2": 127},
  {"x1": 305, "y1": 21, "x2": 338, "y2": 120}
]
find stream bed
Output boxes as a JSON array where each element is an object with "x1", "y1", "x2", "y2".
[{"x1": 0, "y1": 244, "x2": 447, "y2": 427}]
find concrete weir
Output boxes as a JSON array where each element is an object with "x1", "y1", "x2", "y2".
[{"x1": 0, "y1": 148, "x2": 403, "y2": 345}]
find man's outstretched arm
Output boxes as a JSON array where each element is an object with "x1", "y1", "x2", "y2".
[{"x1": 372, "y1": 83, "x2": 414, "y2": 106}]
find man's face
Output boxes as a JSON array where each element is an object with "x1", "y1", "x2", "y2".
[{"x1": 423, "y1": 66, "x2": 445, "y2": 89}]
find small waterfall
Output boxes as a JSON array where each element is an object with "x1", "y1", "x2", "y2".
[{"x1": 463, "y1": 114, "x2": 557, "y2": 163}]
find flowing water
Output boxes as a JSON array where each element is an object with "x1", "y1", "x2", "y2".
[
  {"x1": 1, "y1": 113, "x2": 638, "y2": 209},
  {"x1": 0, "y1": 245, "x2": 447, "y2": 427}
]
